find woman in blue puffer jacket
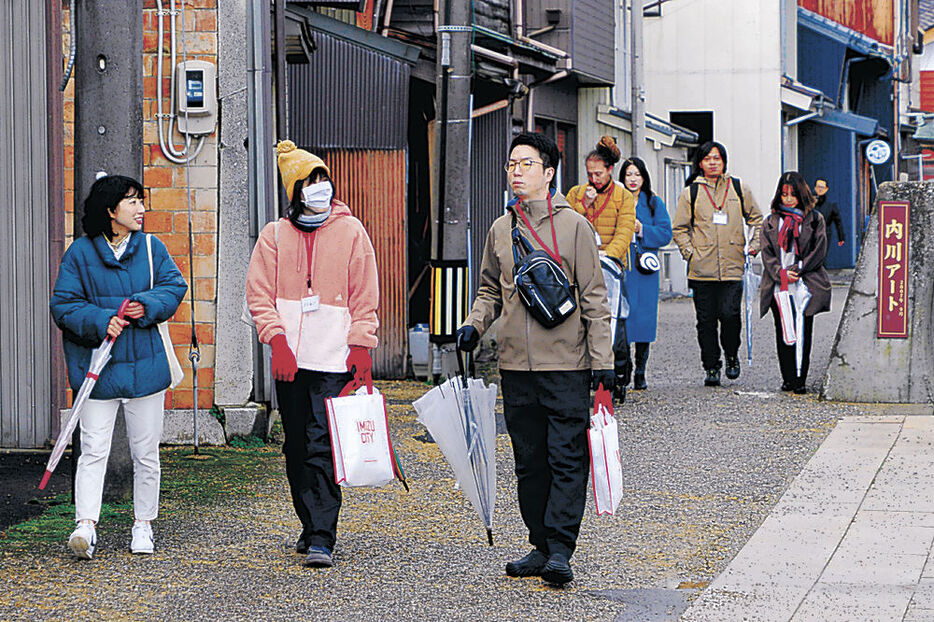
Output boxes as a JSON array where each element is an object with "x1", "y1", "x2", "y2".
[{"x1": 49, "y1": 175, "x2": 187, "y2": 560}]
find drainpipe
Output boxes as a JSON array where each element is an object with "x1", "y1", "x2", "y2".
[
  {"x1": 631, "y1": 0, "x2": 646, "y2": 159},
  {"x1": 785, "y1": 110, "x2": 820, "y2": 126}
]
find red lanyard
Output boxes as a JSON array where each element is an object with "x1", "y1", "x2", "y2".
[
  {"x1": 515, "y1": 194, "x2": 562, "y2": 267},
  {"x1": 303, "y1": 230, "x2": 318, "y2": 291},
  {"x1": 702, "y1": 177, "x2": 730, "y2": 211},
  {"x1": 587, "y1": 185, "x2": 614, "y2": 223}
]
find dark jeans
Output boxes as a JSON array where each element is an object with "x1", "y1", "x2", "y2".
[
  {"x1": 500, "y1": 369, "x2": 591, "y2": 559},
  {"x1": 769, "y1": 301, "x2": 814, "y2": 387},
  {"x1": 276, "y1": 369, "x2": 352, "y2": 550},
  {"x1": 689, "y1": 279, "x2": 743, "y2": 370}
]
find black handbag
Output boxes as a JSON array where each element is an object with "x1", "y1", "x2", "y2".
[
  {"x1": 511, "y1": 213, "x2": 577, "y2": 328},
  {"x1": 634, "y1": 240, "x2": 660, "y2": 275}
]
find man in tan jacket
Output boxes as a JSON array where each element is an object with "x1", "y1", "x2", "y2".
[
  {"x1": 672, "y1": 141, "x2": 763, "y2": 386},
  {"x1": 455, "y1": 132, "x2": 614, "y2": 586}
]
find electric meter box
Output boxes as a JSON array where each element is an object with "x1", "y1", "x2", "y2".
[{"x1": 175, "y1": 60, "x2": 217, "y2": 135}]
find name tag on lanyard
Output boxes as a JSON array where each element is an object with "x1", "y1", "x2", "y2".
[
  {"x1": 302, "y1": 295, "x2": 320, "y2": 313},
  {"x1": 713, "y1": 211, "x2": 728, "y2": 225},
  {"x1": 302, "y1": 231, "x2": 320, "y2": 313}
]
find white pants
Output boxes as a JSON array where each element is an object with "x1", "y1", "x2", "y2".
[{"x1": 75, "y1": 391, "x2": 165, "y2": 523}]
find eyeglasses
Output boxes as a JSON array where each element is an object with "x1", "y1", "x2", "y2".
[{"x1": 504, "y1": 158, "x2": 544, "y2": 173}]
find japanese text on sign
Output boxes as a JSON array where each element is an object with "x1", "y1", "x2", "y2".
[{"x1": 877, "y1": 201, "x2": 909, "y2": 338}]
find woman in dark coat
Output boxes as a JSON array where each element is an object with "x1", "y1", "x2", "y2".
[{"x1": 758, "y1": 171, "x2": 831, "y2": 393}]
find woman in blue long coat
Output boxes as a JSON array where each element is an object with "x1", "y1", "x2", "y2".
[
  {"x1": 50, "y1": 175, "x2": 187, "y2": 559},
  {"x1": 620, "y1": 157, "x2": 672, "y2": 390}
]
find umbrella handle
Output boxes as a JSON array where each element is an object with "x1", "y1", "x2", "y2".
[
  {"x1": 454, "y1": 342, "x2": 470, "y2": 380},
  {"x1": 103, "y1": 299, "x2": 133, "y2": 344}
]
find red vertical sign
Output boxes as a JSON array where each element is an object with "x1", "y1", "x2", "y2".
[{"x1": 877, "y1": 201, "x2": 909, "y2": 338}]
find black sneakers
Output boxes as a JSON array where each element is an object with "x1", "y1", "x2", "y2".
[
  {"x1": 295, "y1": 537, "x2": 309, "y2": 555},
  {"x1": 505, "y1": 550, "x2": 548, "y2": 577},
  {"x1": 540, "y1": 553, "x2": 574, "y2": 585},
  {"x1": 725, "y1": 356, "x2": 740, "y2": 380},
  {"x1": 704, "y1": 368, "x2": 721, "y2": 386}
]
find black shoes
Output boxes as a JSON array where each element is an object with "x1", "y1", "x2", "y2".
[
  {"x1": 295, "y1": 537, "x2": 309, "y2": 554},
  {"x1": 540, "y1": 553, "x2": 574, "y2": 585},
  {"x1": 632, "y1": 371, "x2": 646, "y2": 390},
  {"x1": 704, "y1": 368, "x2": 721, "y2": 386},
  {"x1": 794, "y1": 384, "x2": 807, "y2": 395},
  {"x1": 613, "y1": 384, "x2": 627, "y2": 404},
  {"x1": 725, "y1": 356, "x2": 740, "y2": 380},
  {"x1": 505, "y1": 550, "x2": 548, "y2": 577},
  {"x1": 780, "y1": 381, "x2": 794, "y2": 392}
]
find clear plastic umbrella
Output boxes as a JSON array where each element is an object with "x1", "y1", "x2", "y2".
[
  {"x1": 742, "y1": 255, "x2": 762, "y2": 365},
  {"x1": 413, "y1": 350, "x2": 497, "y2": 545},
  {"x1": 789, "y1": 280, "x2": 812, "y2": 375},
  {"x1": 39, "y1": 300, "x2": 130, "y2": 490}
]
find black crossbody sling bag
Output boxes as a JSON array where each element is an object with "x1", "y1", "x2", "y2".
[{"x1": 511, "y1": 211, "x2": 577, "y2": 328}]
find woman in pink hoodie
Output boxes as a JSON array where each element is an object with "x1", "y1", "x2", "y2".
[{"x1": 245, "y1": 140, "x2": 379, "y2": 568}]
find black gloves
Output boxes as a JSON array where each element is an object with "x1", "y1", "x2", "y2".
[
  {"x1": 455, "y1": 325, "x2": 479, "y2": 353},
  {"x1": 592, "y1": 369, "x2": 615, "y2": 391}
]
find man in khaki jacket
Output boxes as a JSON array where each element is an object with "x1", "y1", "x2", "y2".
[
  {"x1": 455, "y1": 132, "x2": 614, "y2": 585},
  {"x1": 672, "y1": 141, "x2": 763, "y2": 386}
]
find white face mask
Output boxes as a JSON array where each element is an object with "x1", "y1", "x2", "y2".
[{"x1": 301, "y1": 181, "x2": 333, "y2": 213}]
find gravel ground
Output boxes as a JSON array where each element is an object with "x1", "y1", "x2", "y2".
[{"x1": 0, "y1": 286, "x2": 872, "y2": 621}]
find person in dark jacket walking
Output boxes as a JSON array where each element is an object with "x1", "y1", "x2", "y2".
[
  {"x1": 455, "y1": 132, "x2": 614, "y2": 586},
  {"x1": 50, "y1": 175, "x2": 187, "y2": 559},
  {"x1": 813, "y1": 178, "x2": 845, "y2": 247},
  {"x1": 759, "y1": 172, "x2": 831, "y2": 393},
  {"x1": 619, "y1": 156, "x2": 672, "y2": 391}
]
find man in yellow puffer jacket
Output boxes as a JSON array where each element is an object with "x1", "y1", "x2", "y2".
[{"x1": 565, "y1": 135, "x2": 636, "y2": 266}]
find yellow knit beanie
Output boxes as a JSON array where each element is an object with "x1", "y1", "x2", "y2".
[{"x1": 276, "y1": 140, "x2": 331, "y2": 201}]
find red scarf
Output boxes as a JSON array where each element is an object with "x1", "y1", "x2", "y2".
[{"x1": 776, "y1": 206, "x2": 804, "y2": 255}]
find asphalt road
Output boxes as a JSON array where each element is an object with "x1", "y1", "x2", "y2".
[{"x1": 0, "y1": 287, "x2": 872, "y2": 621}]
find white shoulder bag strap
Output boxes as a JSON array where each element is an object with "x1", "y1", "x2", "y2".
[{"x1": 147, "y1": 234, "x2": 184, "y2": 388}]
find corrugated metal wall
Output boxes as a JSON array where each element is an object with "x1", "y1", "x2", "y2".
[
  {"x1": 317, "y1": 149, "x2": 408, "y2": 378},
  {"x1": 288, "y1": 27, "x2": 411, "y2": 377},
  {"x1": 287, "y1": 30, "x2": 409, "y2": 150},
  {"x1": 468, "y1": 107, "x2": 510, "y2": 297},
  {"x1": 799, "y1": 0, "x2": 893, "y2": 46},
  {"x1": 0, "y1": 1, "x2": 52, "y2": 448}
]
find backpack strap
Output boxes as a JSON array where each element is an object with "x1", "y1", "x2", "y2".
[{"x1": 689, "y1": 184, "x2": 699, "y2": 229}]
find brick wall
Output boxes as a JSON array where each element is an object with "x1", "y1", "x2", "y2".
[{"x1": 62, "y1": 0, "x2": 219, "y2": 410}]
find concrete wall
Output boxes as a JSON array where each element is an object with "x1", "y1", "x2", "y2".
[
  {"x1": 643, "y1": 0, "x2": 783, "y2": 203},
  {"x1": 822, "y1": 182, "x2": 934, "y2": 403}
]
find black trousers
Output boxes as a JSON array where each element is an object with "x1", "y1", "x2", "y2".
[
  {"x1": 500, "y1": 370, "x2": 590, "y2": 559},
  {"x1": 276, "y1": 369, "x2": 352, "y2": 550},
  {"x1": 689, "y1": 279, "x2": 743, "y2": 370},
  {"x1": 769, "y1": 301, "x2": 814, "y2": 387}
]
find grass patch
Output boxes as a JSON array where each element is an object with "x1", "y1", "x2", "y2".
[
  {"x1": 0, "y1": 446, "x2": 282, "y2": 552},
  {"x1": 157, "y1": 446, "x2": 281, "y2": 507},
  {"x1": 1, "y1": 495, "x2": 133, "y2": 549}
]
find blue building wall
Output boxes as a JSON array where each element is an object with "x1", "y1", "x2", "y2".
[
  {"x1": 798, "y1": 123, "x2": 857, "y2": 268},
  {"x1": 797, "y1": 25, "x2": 846, "y2": 102}
]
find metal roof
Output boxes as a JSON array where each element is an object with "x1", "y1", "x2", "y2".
[
  {"x1": 798, "y1": 6, "x2": 894, "y2": 63},
  {"x1": 922, "y1": 0, "x2": 934, "y2": 32},
  {"x1": 286, "y1": 5, "x2": 421, "y2": 64}
]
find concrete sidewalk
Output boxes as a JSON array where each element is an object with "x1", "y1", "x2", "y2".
[{"x1": 681, "y1": 413, "x2": 934, "y2": 622}]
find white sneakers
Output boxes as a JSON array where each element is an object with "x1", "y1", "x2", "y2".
[
  {"x1": 130, "y1": 521, "x2": 155, "y2": 554},
  {"x1": 67, "y1": 521, "x2": 97, "y2": 560},
  {"x1": 67, "y1": 520, "x2": 155, "y2": 558}
]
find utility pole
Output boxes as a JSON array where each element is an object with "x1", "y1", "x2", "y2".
[
  {"x1": 429, "y1": 0, "x2": 472, "y2": 377},
  {"x1": 630, "y1": 0, "x2": 647, "y2": 159},
  {"x1": 73, "y1": 0, "x2": 144, "y2": 501}
]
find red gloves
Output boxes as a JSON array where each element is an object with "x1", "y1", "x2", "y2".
[
  {"x1": 346, "y1": 346, "x2": 372, "y2": 378},
  {"x1": 269, "y1": 334, "x2": 297, "y2": 382}
]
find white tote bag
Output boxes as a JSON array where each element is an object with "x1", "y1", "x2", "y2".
[
  {"x1": 326, "y1": 386, "x2": 397, "y2": 488},
  {"x1": 588, "y1": 400, "x2": 623, "y2": 516},
  {"x1": 146, "y1": 234, "x2": 185, "y2": 388}
]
